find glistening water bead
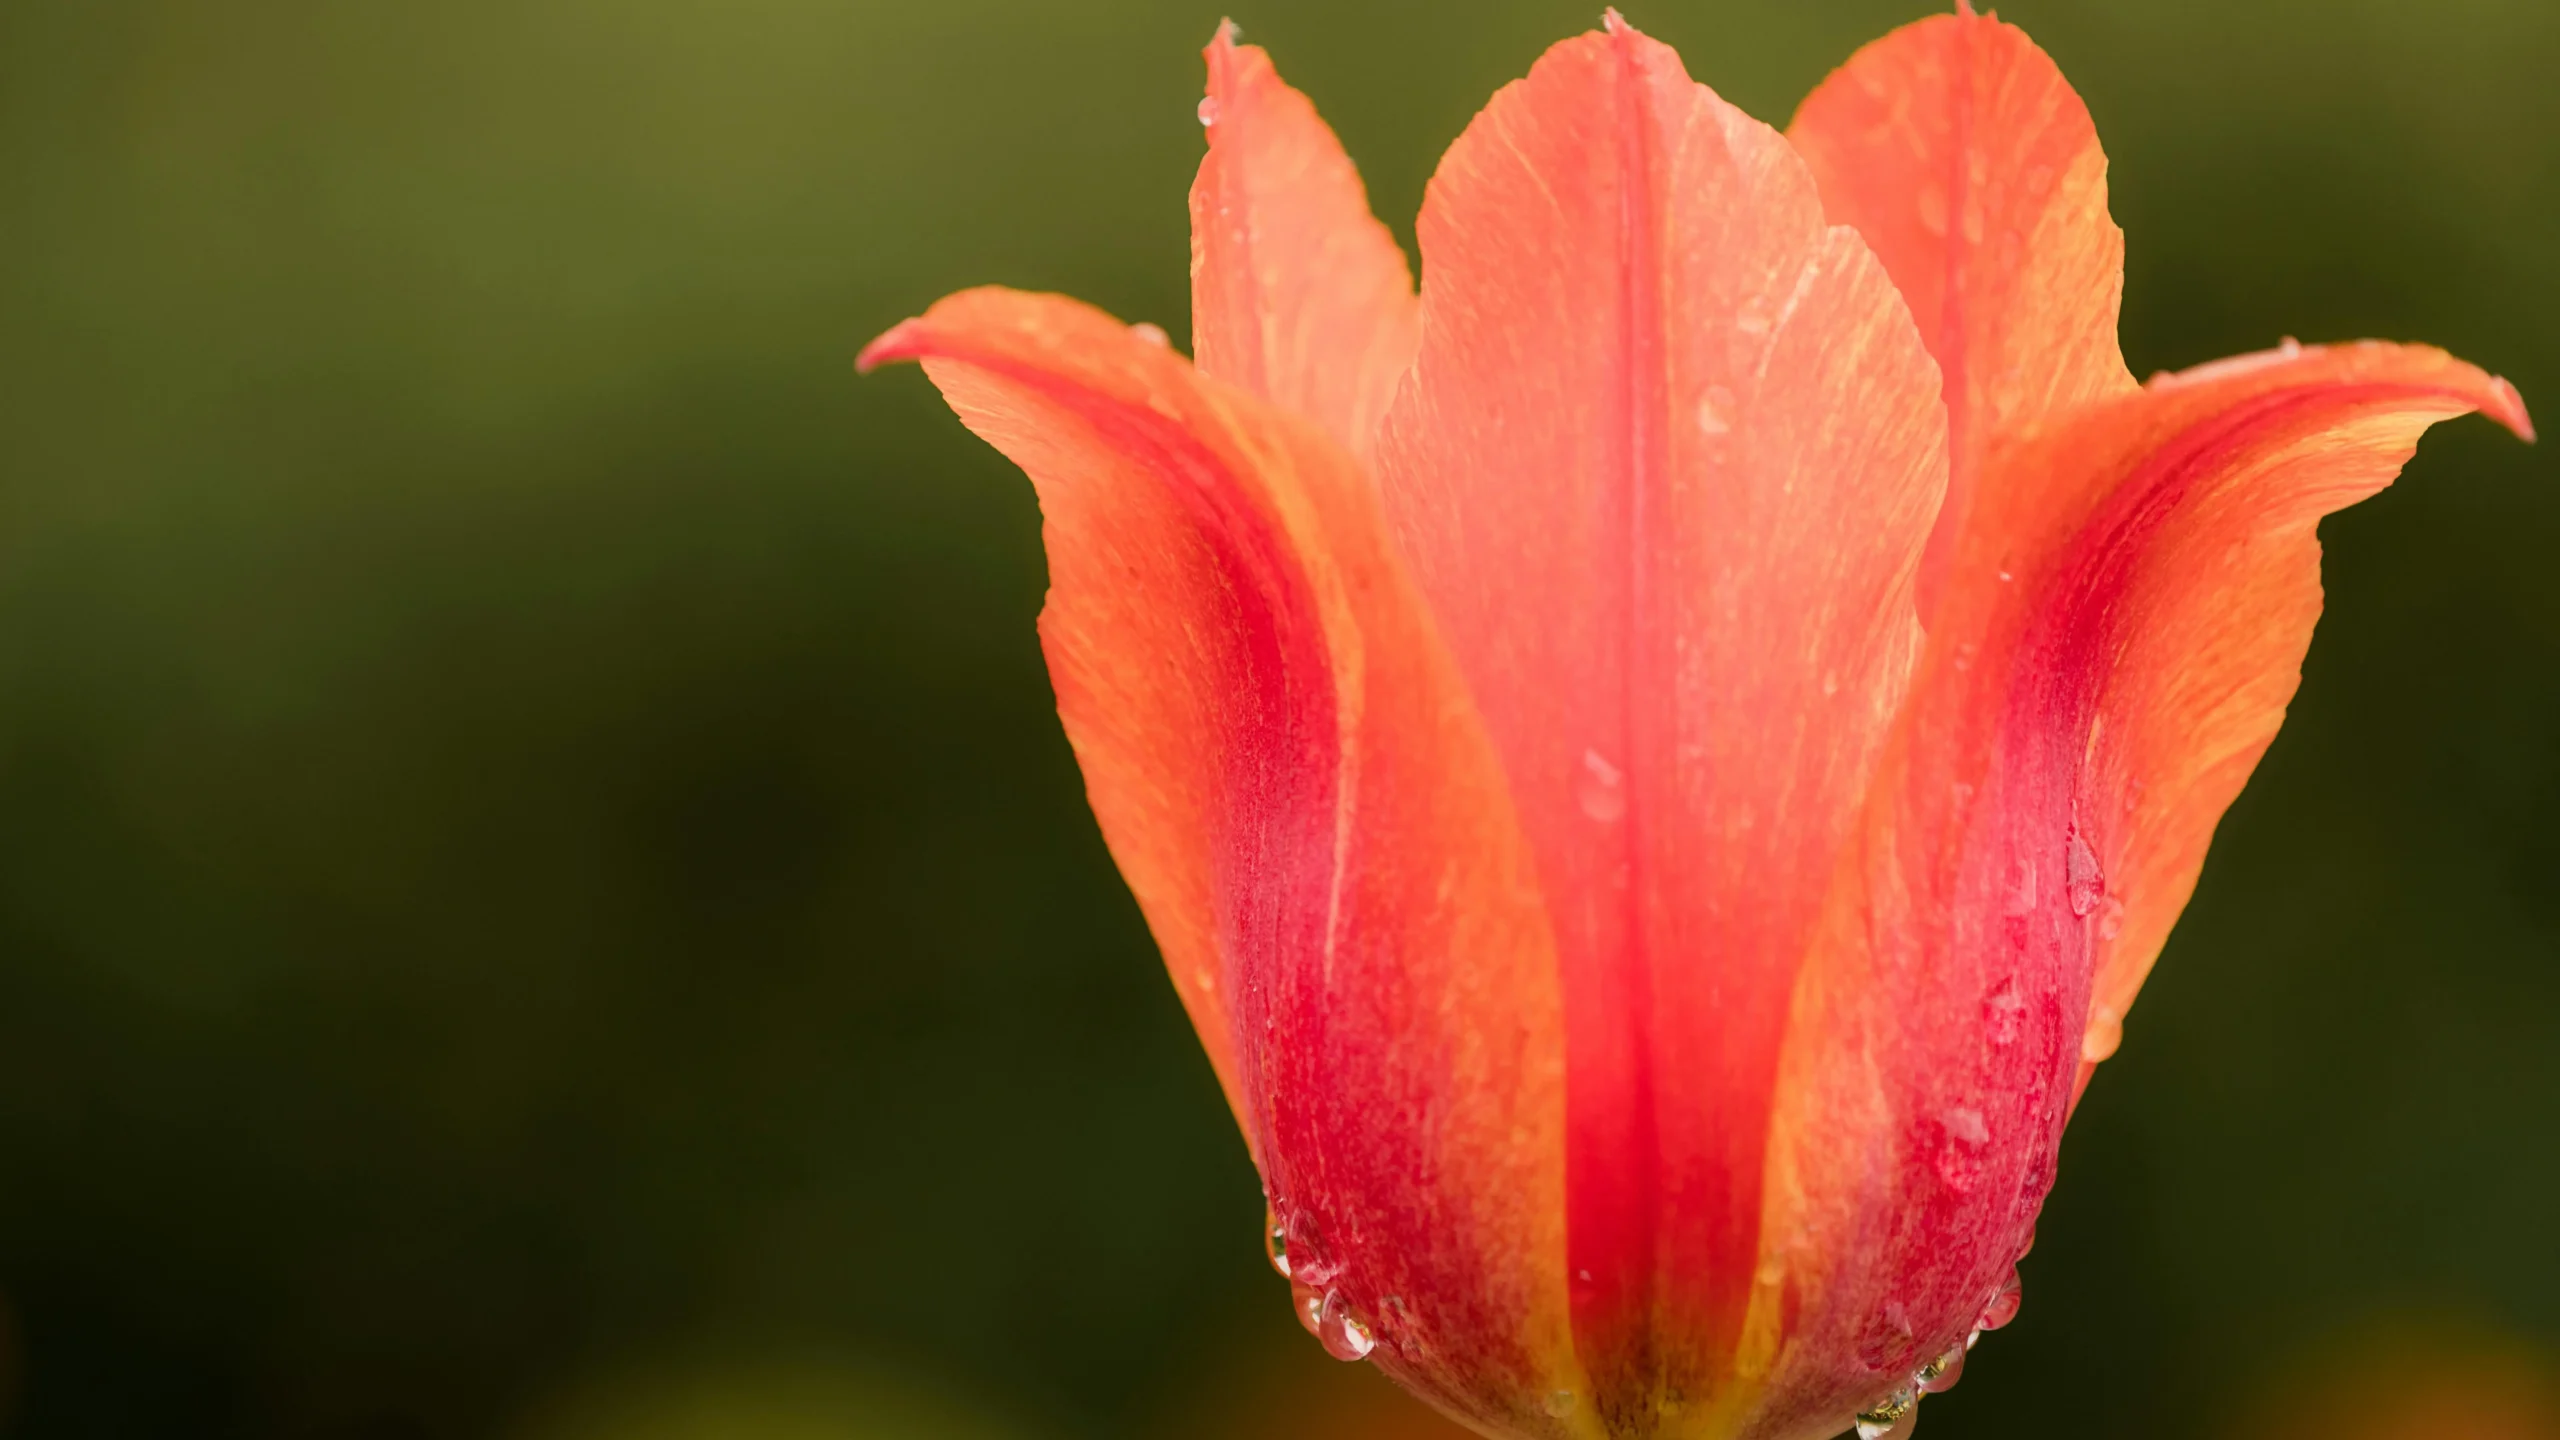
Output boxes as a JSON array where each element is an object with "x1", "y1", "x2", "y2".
[
  {"x1": 1847, "y1": 1267, "x2": 2024, "y2": 1436},
  {"x1": 1852, "y1": 1383, "x2": 1917, "y2": 1440},
  {"x1": 1316, "y1": 1289, "x2": 1377, "y2": 1361}
]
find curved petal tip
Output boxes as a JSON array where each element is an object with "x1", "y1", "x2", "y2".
[
  {"x1": 855, "y1": 317, "x2": 926, "y2": 374},
  {"x1": 2148, "y1": 339, "x2": 2533, "y2": 443},
  {"x1": 2490, "y1": 375, "x2": 2536, "y2": 443}
]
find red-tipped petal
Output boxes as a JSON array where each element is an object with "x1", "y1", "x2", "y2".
[
  {"x1": 864, "y1": 289, "x2": 1580, "y2": 1434},
  {"x1": 1790, "y1": 11, "x2": 2139, "y2": 619},
  {"x1": 1753, "y1": 342, "x2": 2530, "y2": 1437},
  {"x1": 1374, "y1": 18, "x2": 1947, "y2": 1422},
  {"x1": 1192, "y1": 23, "x2": 1419, "y2": 464}
]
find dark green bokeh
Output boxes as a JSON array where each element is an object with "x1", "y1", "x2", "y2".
[{"x1": 0, "y1": 1, "x2": 2552, "y2": 1436}]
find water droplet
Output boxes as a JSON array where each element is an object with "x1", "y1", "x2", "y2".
[
  {"x1": 1130, "y1": 321, "x2": 1172, "y2": 348},
  {"x1": 1264, "y1": 1207, "x2": 1290, "y2": 1277},
  {"x1": 1577, "y1": 748, "x2": 1626, "y2": 823},
  {"x1": 2095, "y1": 895, "x2": 2126, "y2": 940},
  {"x1": 1853, "y1": 1385, "x2": 1918, "y2": 1440},
  {"x1": 1857, "y1": 1303, "x2": 1915, "y2": 1372},
  {"x1": 1317, "y1": 1289, "x2": 1376, "y2": 1361},
  {"x1": 2278, "y1": 336, "x2": 2302, "y2": 358},
  {"x1": 1997, "y1": 568, "x2": 2013, "y2": 583},
  {"x1": 1821, "y1": 671, "x2": 1840, "y2": 697},
  {"x1": 1197, "y1": 96, "x2": 1220, "y2": 126},
  {"x1": 1543, "y1": 1390, "x2": 1577, "y2": 1418},
  {"x1": 1962, "y1": 1326, "x2": 1984, "y2": 1352},
  {"x1": 2065, "y1": 831, "x2": 2105, "y2": 916},
  {"x1": 1695, "y1": 385, "x2": 1734, "y2": 435},
  {"x1": 1976, "y1": 1271, "x2": 2023, "y2": 1333},
  {"x1": 2002, "y1": 857, "x2": 2038, "y2": 916},
  {"x1": 1934, "y1": 1106, "x2": 1990, "y2": 1192},
  {"x1": 1982, "y1": 976, "x2": 2025, "y2": 1047},
  {"x1": 2082, "y1": 1004, "x2": 2124, "y2": 1062},
  {"x1": 1282, "y1": 1208, "x2": 1332, "y2": 1283},
  {"x1": 1294, "y1": 1282, "x2": 1325, "y2": 1336},
  {"x1": 1917, "y1": 1338, "x2": 1968, "y2": 1394}
]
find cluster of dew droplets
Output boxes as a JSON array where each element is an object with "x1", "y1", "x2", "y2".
[
  {"x1": 1849, "y1": 1262, "x2": 2027, "y2": 1439},
  {"x1": 1265, "y1": 1206, "x2": 1376, "y2": 1362}
]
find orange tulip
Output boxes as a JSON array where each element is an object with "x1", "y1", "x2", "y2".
[{"x1": 862, "y1": 8, "x2": 2530, "y2": 1438}]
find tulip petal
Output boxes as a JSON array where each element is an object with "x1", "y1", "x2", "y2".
[
  {"x1": 1790, "y1": 10, "x2": 2139, "y2": 618},
  {"x1": 1751, "y1": 342, "x2": 2530, "y2": 1437},
  {"x1": 2054, "y1": 346, "x2": 2532, "y2": 1082},
  {"x1": 1192, "y1": 24, "x2": 1420, "y2": 464},
  {"x1": 860, "y1": 289, "x2": 1580, "y2": 1434},
  {"x1": 1373, "y1": 17, "x2": 1947, "y2": 1422}
]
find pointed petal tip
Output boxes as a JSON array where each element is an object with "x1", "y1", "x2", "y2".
[
  {"x1": 2145, "y1": 339, "x2": 2533, "y2": 443},
  {"x1": 1208, "y1": 17, "x2": 1239, "y2": 54},
  {"x1": 2488, "y1": 375, "x2": 2536, "y2": 443},
  {"x1": 855, "y1": 317, "x2": 926, "y2": 374}
]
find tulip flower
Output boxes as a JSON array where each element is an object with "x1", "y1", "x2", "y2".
[{"x1": 861, "y1": 6, "x2": 2531, "y2": 1437}]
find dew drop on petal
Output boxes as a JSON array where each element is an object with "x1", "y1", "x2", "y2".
[
  {"x1": 1294, "y1": 1282, "x2": 1325, "y2": 1337},
  {"x1": 1577, "y1": 748, "x2": 1627, "y2": 823},
  {"x1": 1917, "y1": 1339, "x2": 1968, "y2": 1394},
  {"x1": 1853, "y1": 1384, "x2": 1919, "y2": 1440},
  {"x1": 1317, "y1": 1289, "x2": 1376, "y2": 1362},
  {"x1": 1934, "y1": 1106, "x2": 1989, "y2": 1193},
  {"x1": 1130, "y1": 321, "x2": 1171, "y2": 348},
  {"x1": 1977, "y1": 1271, "x2": 2024, "y2": 1333},
  {"x1": 1695, "y1": 385, "x2": 1734, "y2": 435},
  {"x1": 1197, "y1": 96, "x2": 1219, "y2": 126},
  {"x1": 2065, "y1": 831, "x2": 2105, "y2": 916},
  {"x1": 1857, "y1": 1303, "x2": 1916, "y2": 1372},
  {"x1": 1263, "y1": 1207, "x2": 1290, "y2": 1277},
  {"x1": 2095, "y1": 895, "x2": 2126, "y2": 940},
  {"x1": 1982, "y1": 976, "x2": 2025, "y2": 1047}
]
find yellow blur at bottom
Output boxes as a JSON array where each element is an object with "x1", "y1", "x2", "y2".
[
  {"x1": 507, "y1": 1355, "x2": 1029, "y2": 1440},
  {"x1": 2228, "y1": 1318, "x2": 2560, "y2": 1440}
]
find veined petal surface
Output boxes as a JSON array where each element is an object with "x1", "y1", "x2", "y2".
[
  {"x1": 860, "y1": 290, "x2": 1580, "y2": 1435},
  {"x1": 1374, "y1": 18, "x2": 1946, "y2": 1430},
  {"x1": 1790, "y1": 9, "x2": 2139, "y2": 618},
  {"x1": 2041, "y1": 345, "x2": 2530, "y2": 1086},
  {"x1": 1752, "y1": 342, "x2": 2530, "y2": 1439},
  {"x1": 1191, "y1": 24, "x2": 1419, "y2": 464}
]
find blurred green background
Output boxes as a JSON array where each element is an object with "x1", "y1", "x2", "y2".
[{"x1": 0, "y1": 0, "x2": 2553, "y2": 1436}]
